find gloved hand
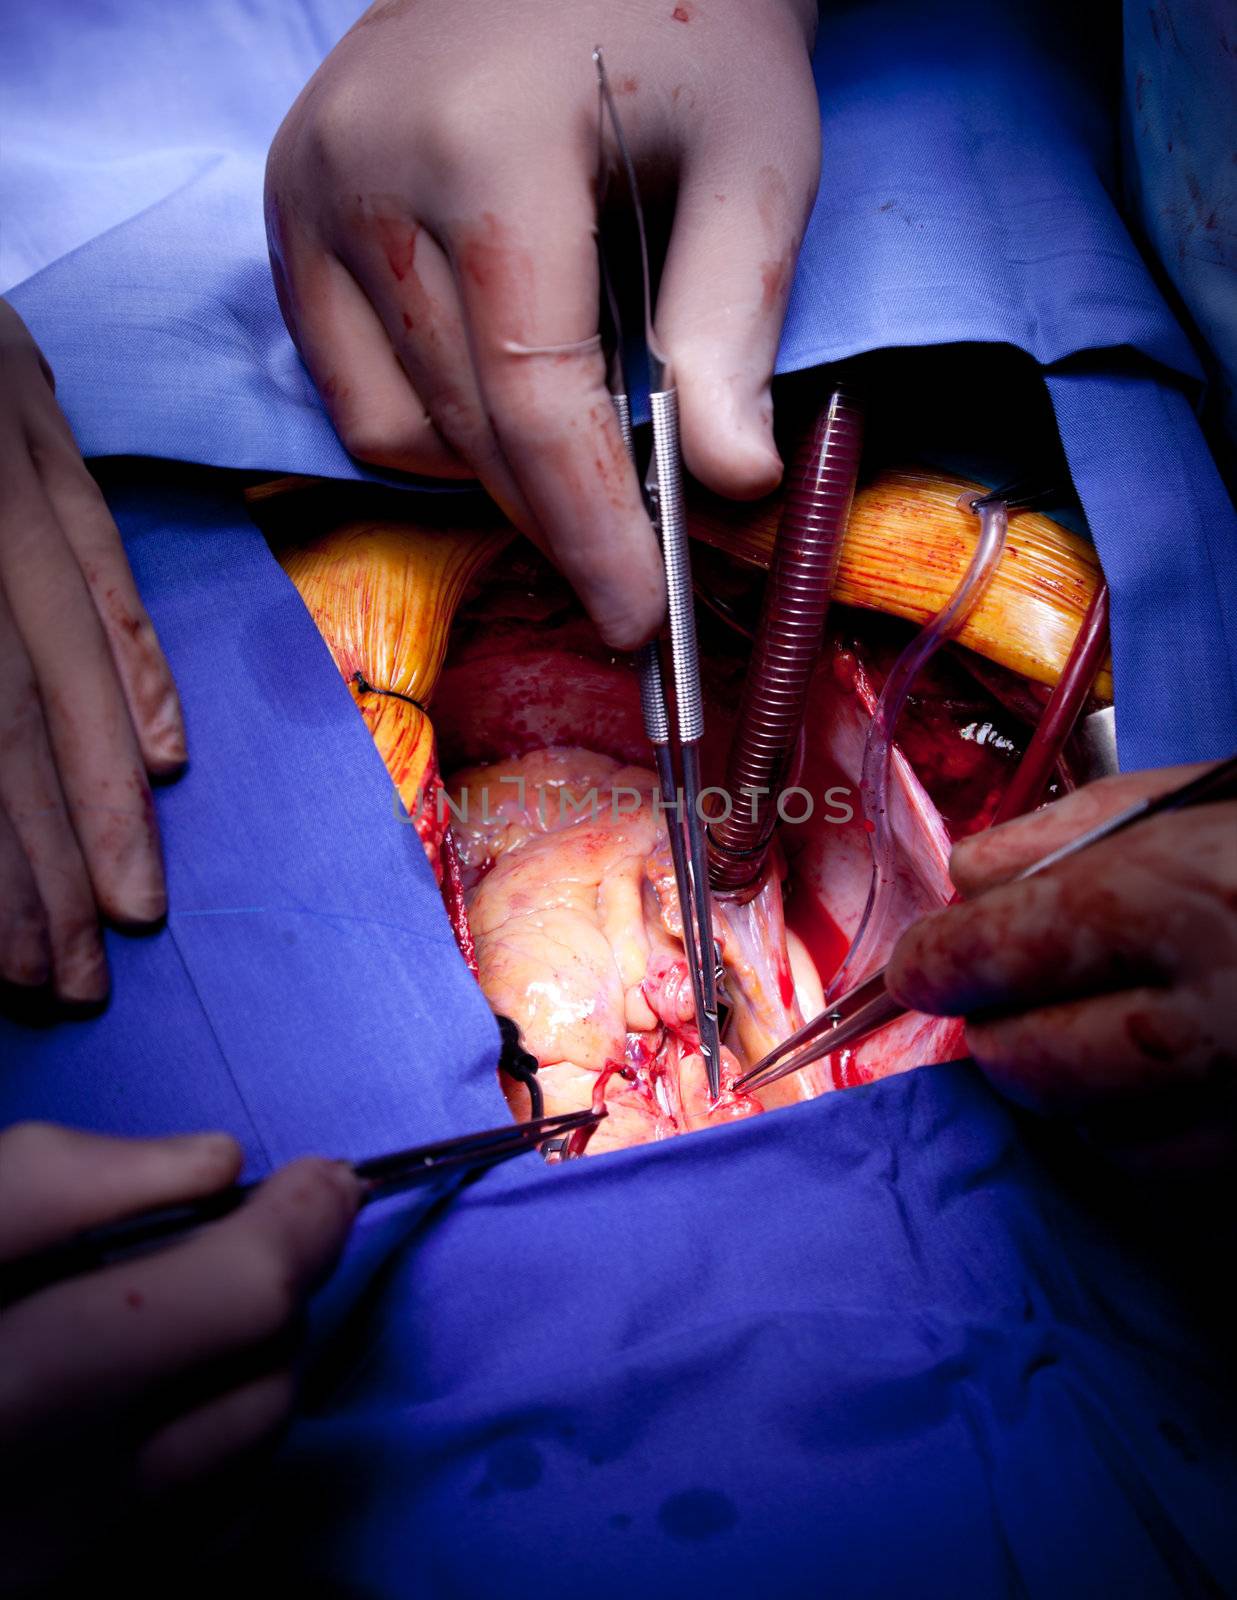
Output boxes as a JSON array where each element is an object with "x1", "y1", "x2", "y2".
[
  {"x1": 0, "y1": 1123, "x2": 360, "y2": 1589},
  {"x1": 265, "y1": 0, "x2": 821, "y2": 648},
  {"x1": 888, "y1": 764, "x2": 1237, "y2": 1172},
  {"x1": 0, "y1": 301, "x2": 185, "y2": 1006}
]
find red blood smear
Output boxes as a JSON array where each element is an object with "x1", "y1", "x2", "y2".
[
  {"x1": 850, "y1": 615, "x2": 1025, "y2": 838},
  {"x1": 710, "y1": 1089, "x2": 764, "y2": 1122},
  {"x1": 834, "y1": 1051, "x2": 872, "y2": 1089},
  {"x1": 593, "y1": 1061, "x2": 624, "y2": 1113},
  {"x1": 566, "y1": 1061, "x2": 624, "y2": 1157},
  {"x1": 760, "y1": 258, "x2": 789, "y2": 310},
  {"x1": 410, "y1": 743, "x2": 447, "y2": 883},
  {"x1": 440, "y1": 827, "x2": 478, "y2": 975},
  {"x1": 373, "y1": 216, "x2": 418, "y2": 282},
  {"x1": 893, "y1": 698, "x2": 1012, "y2": 836},
  {"x1": 434, "y1": 648, "x2": 649, "y2": 771},
  {"x1": 784, "y1": 881, "x2": 849, "y2": 991}
]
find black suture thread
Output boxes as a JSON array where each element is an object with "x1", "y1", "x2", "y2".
[{"x1": 496, "y1": 1013, "x2": 544, "y2": 1121}]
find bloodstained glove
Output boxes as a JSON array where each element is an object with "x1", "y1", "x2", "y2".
[
  {"x1": 0, "y1": 301, "x2": 185, "y2": 1006},
  {"x1": 265, "y1": 0, "x2": 821, "y2": 648},
  {"x1": 0, "y1": 1123, "x2": 360, "y2": 1589},
  {"x1": 888, "y1": 765, "x2": 1237, "y2": 1173}
]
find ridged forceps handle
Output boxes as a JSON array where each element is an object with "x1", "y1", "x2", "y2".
[{"x1": 648, "y1": 386, "x2": 703, "y2": 747}]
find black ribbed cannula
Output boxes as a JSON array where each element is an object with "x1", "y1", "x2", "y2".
[{"x1": 708, "y1": 383, "x2": 864, "y2": 896}]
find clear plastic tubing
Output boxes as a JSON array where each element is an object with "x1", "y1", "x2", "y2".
[
  {"x1": 708, "y1": 381, "x2": 864, "y2": 898},
  {"x1": 827, "y1": 492, "x2": 1009, "y2": 1000}
]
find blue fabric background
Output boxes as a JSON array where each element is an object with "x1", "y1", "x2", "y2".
[
  {"x1": 1121, "y1": 0, "x2": 1237, "y2": 451},
  {"x1": 0, "y1": 472, "x2": 503, "y2": 1166},
  {"x1": 2, "y1": 2, "x2": 1236, "y2": 1594},
  {"x1": 259, "y1": 1071, "x2": 1237, "y2": 1600}
]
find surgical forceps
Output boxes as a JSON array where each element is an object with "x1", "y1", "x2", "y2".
[
  {"x1": 735, "y1": 753, "x2": 1237, "y2": 1097},
  {"x1": 969, "y1": 478, "x2": 1061, "y2": 516},
  {"x1": 593, "y1": 46, "x2": 724, "y2": 1099},
  {"x1": 0, "y1": 1106, "x2": 606, "y2": 1305}
]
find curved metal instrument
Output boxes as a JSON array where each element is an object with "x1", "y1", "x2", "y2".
[{"x1": 594, "y1": 45, "x2": 724, "y2": 1098}]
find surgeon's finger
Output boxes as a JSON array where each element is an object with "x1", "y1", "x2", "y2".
[
  {"x1": 273, "y1": 225, "x2": 466, "y2": 481},
  {"x1": 964, "y1": 982, "x2": 1231, "y2": 1115},
  {"x1": 0, "y1": 463, "x2": 165, "y2": 929},
  {"x1": 656, "y1": 62, "x2": 820, "y2": 497},
  {"x1": 28, "y1": 407, "x2": 186, "y2": 776},
  {"x1": 949, "y1": 764, "x2": 1210, "y2": 898},
  {"x1": 0, "y1": 580, "x2": 106, "y2": 1003},
  {"x1": 887, "y1": 850, "x2": 1171, "y2": 1018},
  {"x1": 137, "y1": 1367, "x2": 296, "y2": 1491},
  {"x1": 443, "y1": 176, "x2": 666, "y2": 649},
  {"x1": 0, "y1": 806, "x2": 50, "y2": 990},
  {"x1": 337, "y1": 206, "x2": 535, "y2": 525},
  {"x1": 0, "y1": 1124, "x2": 242, "y2": 1260},
  {"x1": 0, "y1": 1158, "x2": 359, "y2": 1418}
]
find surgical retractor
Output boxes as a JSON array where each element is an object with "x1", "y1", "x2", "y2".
[{"x1": 707, "y1": 381, "x2": 865, "y2": 898}]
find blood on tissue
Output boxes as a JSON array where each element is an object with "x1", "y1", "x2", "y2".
[
  {"x1": 832, "y1": 646, "x2": 860, "y2": 694},
  {"x1": 630, "y1": 1028, "x2": 687, "y2": 1133},
  {"x1": 636, "y1": 966, "x2": 762, "y2": 1125},
  {"x1": 576, "y1": 1028, "x2": 687, "y2": 1148},
  {"x1": 440, "y1": 827, "x2": 478, "y2": 975},
  {"x1": 641, "y1": 954, "x2": 696, "y2": 1032},
  {"x1": 412, "y1": 750, "x2": 448, "y2": 880},
  {"x1": 784, "y1": 887, "x2": 849, "y2": 993},
  {"x1": 565, "y1": 1059, "x2": 631, "y2": 1157},
  {"x1": 832, "y1": 1050, "x2": 871, "y2": 1090},
  {"x1": 709, "y1": 1082, "x2": 765, "y2": 1122}
]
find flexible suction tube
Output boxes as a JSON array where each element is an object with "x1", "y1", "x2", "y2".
[
  {"x1": 826, "y1": 491, "x2": 1009, "y2": 999},
  {"x1": 708, "y1": 382, "x2": 864, "y2": 897}
]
